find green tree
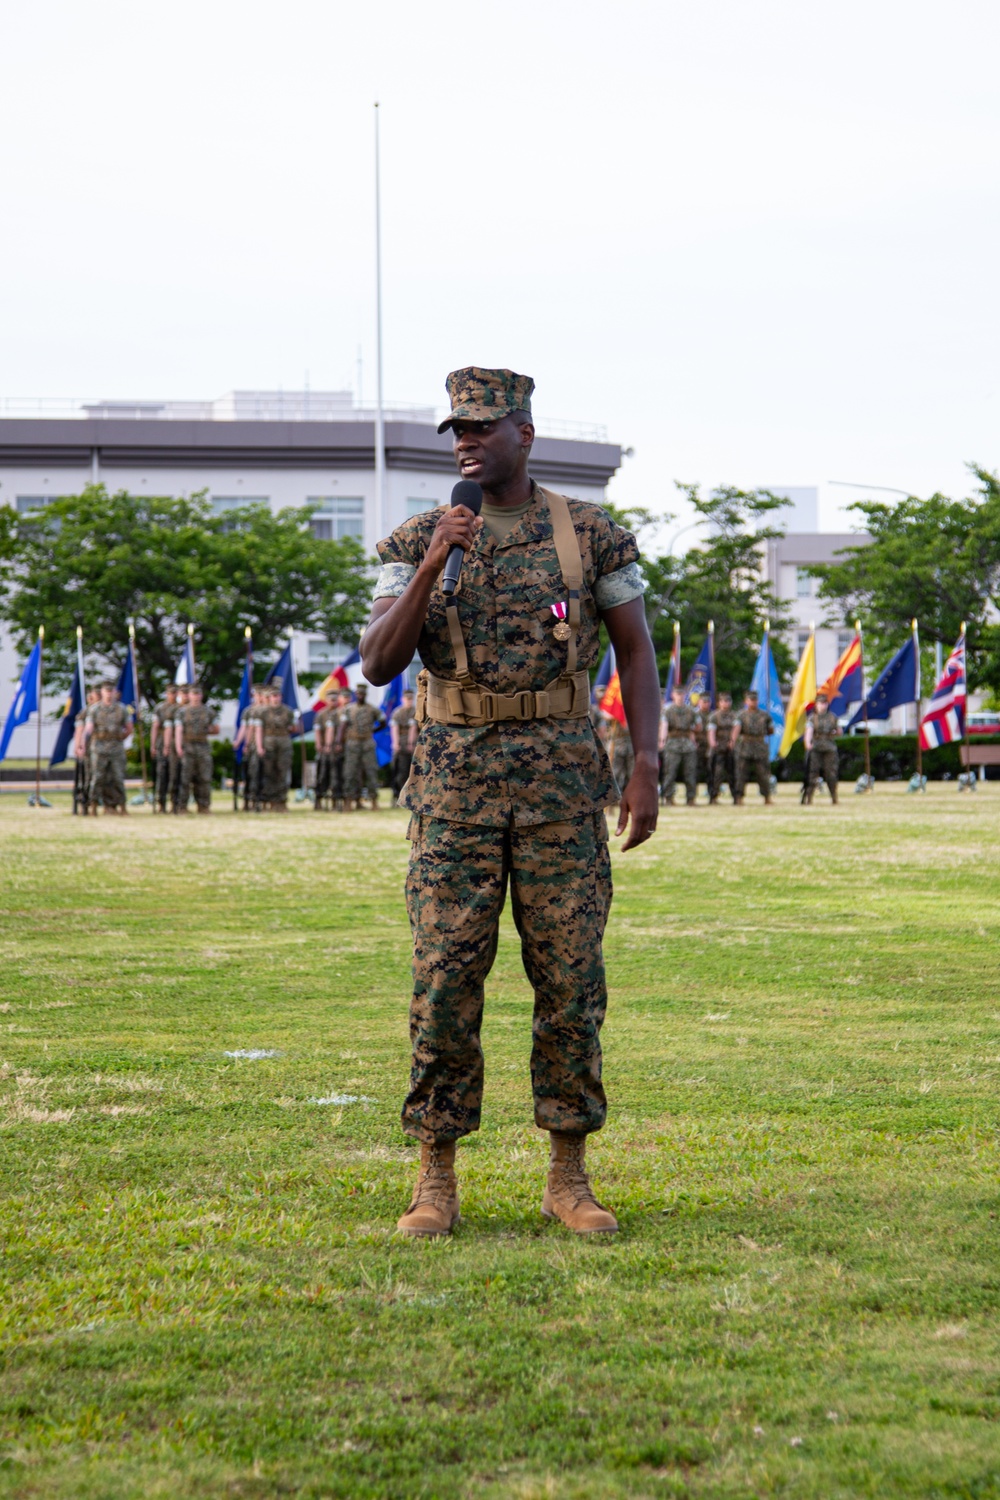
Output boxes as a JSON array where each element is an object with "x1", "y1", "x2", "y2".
[
  {"x1": 637, "y1": 484, "x2": 796, "y2": 693},
  {"x1": 813, "y1": 466, "x2": 1000, "y2": 691},
  {"x1": 0, "y1": 486, "x2": 373, "y2": 701}
]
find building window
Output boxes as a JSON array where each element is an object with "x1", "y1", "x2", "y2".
[
  {"x1": 795, "y1": 567, "x2": 813, "y2": 598},
  {"x1": 837, "y1": 630, "x2": 854, "y2": 657},
  {"x1": 16, "y1": 496, "x2": 52, "y2": 514},
  {"x1": 308, "y1": 638, "x2": 349, "y2": 671},
  {"x1": 407, "y1": 496, "x2": 439, "y2": 518},
  {"x1": 308, "y1": 496, "x2": 364, "y2": 541},
  {"x1": 211, "y1": 496, "x2": 269, "y2": 515},
  {"x1": 796, "y1": 632, "x2": 811, "y2": 660}
]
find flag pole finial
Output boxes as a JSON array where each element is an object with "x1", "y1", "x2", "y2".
[
  {"x1": 187, "y1": 622, "x2": 194, "y2": 639},
  {"x1": 708, "y1": 619, "x2": 714, "y2": 633},
  {"x1": 961, "y1": 620, "x2": 966, "y2": 634},
  {"x1": 855, "y1": 619, "x2": 861, "y2": 633},
  {"x1": 911, "y1": 618, "x2": 918, "y2": 631},
  {"x1": 129, "y1": 622, "x2": 135, "y2": 640},
  {"x1": 38, "y1": 625, "x2": 44, "y2": 640},
  {"x1": 245, "y1": 625, "x2": 252, "y2": 640},
  {"x1": 673, "y1": 620, "x2": 679, "y2": 635},
  {"x1": 809, "y1": 620, "x2": 815, "y2": 632},
  {"x1": 764, "y1": 619, "x2": 770, "y2": 633},
  {"x1": 76, "y1": 624, "x2": 82, "y2": 641}
]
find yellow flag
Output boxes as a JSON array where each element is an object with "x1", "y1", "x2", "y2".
[{"x1": 778, "y1": 631, "x2": 817, "y2": 758}]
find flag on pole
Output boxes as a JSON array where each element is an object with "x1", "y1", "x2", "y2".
[
  {"x1": 919, "y1": 630, "x2": 966, "y2": 749},
  {"x1": 265, "y1": 641, "x2": 303, "y2": 734},
  {"x1": 49, "y1": 639, "x2": 87, "y2": 767},
  {"x1": 593, "y1": 644, "x2": 615, "y2": 704},
  {"x1": 663, "y1": 623, "x2": 681, "y2": 700},
  {"x1": 778, "y1": 629, "x2": 817, "y2": 758},
  {"x1": 846, "y1": 633, "x2": 919, "y2": 729},
  {"x1": 818, "y1": 633, "x2": 864, "y2": 716},
  {"x1": 749, "y1": 626, "x2": 785, "y2": 759},
  {"x1": 598, "y1": 668, "x2": 627, "y2": 726},
  {"x1": 0, "y1": 639, "x2": 42, "y2": 763},
  {"x1": 235, "y1": 635, "x2": 254, "y2": 764},
  {"x1": 683, "y1": 632, "x2": 715, "y2": 707},
  {"x1": 116, "y1": 639, "x2": 139, "y2": 719},
  {"x1": 174, "y1": 632, "x2": 196, "y2": 685},
  {"x1": 375, "y1": 673, "x2": 406, "y2": 767}
]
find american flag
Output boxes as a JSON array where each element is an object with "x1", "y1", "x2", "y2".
[{"x1": 919, "y1": 631, "x2": 966, "y2": 749}]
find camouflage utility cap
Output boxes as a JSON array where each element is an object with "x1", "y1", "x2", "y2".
[{"x1": 437, "y1": 367, "x2": 534, "y2": 434}]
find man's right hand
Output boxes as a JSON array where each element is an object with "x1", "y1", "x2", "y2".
[{"x1": 420, "y1": 506, "x2": 480, "y2": 577}]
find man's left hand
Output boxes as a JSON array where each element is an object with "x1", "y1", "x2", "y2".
[{"x1": 616, "y1": 765, "x2": 659, "y2": 851}]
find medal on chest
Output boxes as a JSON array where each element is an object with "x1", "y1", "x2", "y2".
[{"x1": 550, "y1": 601, "x2": 571, "y2": 641}]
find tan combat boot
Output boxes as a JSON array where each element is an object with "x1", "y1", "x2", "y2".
[
  {"x1": 396, "y1": 1140, "x2": 460, "y2": 1238},
  {"x1": 542, "y1": 1131, "x2": 618, "y2": 1235}
]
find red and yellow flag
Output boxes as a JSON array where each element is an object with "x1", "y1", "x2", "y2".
[{"x1": 599, "y1": 671, "x2": 627, "y2": 727}]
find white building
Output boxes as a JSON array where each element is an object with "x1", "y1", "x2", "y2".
[{"x1": 0, "y1": 392, "x2": 622, "y2": 755}]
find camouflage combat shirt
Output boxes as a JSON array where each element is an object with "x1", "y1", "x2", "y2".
[
  {"x1": 259, "y1": 703, "x2": 296, "y2": 746},
  {"x1": 314, "y1": 705, "x2": 339, "y2": 750},
  {"x1": 87, "y1": 702, "x2": 131, "y2": 740},
  {"x1": 709, "y1": 707, "x2": 737, "y2": 743},
  {"x1": 152, "y1": 699, "x2": 176, "y2": 752},
  {"x1": 343, "y1": 702, "x2": 385, "y2": 744},
  {"x1": 811, "y1": 710, "x2": 840, "y2": 752},
  {"x1": 664, "y1": 704, "x2": 698, "y2": 737},
  {"x1": 391, "y1": 703, "x2": 417, "y2": 750},
  {"x1": 177, "y1": 703, "x2": 216, "y2": 744},
  {"x1": 373, "y1": 483, "x2": 643, "y2": 827},
  {"x1": 735, "y1": 707, "x2": 775, "y2": 745}
]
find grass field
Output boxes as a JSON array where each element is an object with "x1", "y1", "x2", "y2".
[{"x1": 1, "y1": 786, "x2": 999, "y2": 1499}]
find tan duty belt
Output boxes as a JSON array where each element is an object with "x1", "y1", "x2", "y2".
[{"x1": 417, "y1": 487, "x2": 591, "y2": 728}]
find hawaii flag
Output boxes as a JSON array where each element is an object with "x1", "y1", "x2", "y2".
[{"x1": 919, "y1": 631, "x2": 966, "y2": 749}]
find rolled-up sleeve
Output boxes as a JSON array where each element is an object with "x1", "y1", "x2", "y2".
[
  {"x1": 593, "y1": 560, "x2": 644, "y2": 611},
  {"x1": 373, "y1": 562, "x2": 418, "y2": 600}
]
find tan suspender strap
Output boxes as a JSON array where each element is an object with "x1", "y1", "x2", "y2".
[
  {"x1": 538, "y1": 487, "x2": 584, "y2": 677},
  {"x1": 445, "y1": 600, "x2": 474, "y2": 686}
]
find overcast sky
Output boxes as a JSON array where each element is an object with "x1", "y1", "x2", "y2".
[{"x1": 2, "y1": 0, "x2": 997, "y2": 533}]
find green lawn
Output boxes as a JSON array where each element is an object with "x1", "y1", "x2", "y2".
[{"x1": 1, "y1": 786, "x2": 998, "y2": 1498}]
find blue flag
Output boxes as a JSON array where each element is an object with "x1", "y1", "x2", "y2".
[
  {"x1": 847, "y1": 634, "x2": 919, "y2": 729},
  {"x1": 174, "y1": 634, "x2": 196, "y2": 685},
  {"x1": 117, "y1": 641, "x2": 138, "y2": 717},
  {"x1": 750, "y1": 629, "x2": 785, "y2": 759},
  {"x1": 50, "y1": 646, "x2": 86, "y2": 767},
  {"x1": 265, "y1": 642, "x2": 303, "y2": 735},
  {"x1": 375, "y1": 673, "x2": 405, "y2": 768},
  {"x1": 683, "y1": 634, "x2": 715, "y2": 708},
  {"x1": 0, "y1": 640, "x2": 42, "y2": 763},
  {"x1": 663, "y1": 628, "x2": 681, "y2": 701},
  {"x1": 234, "y1": 642, "x2": 253, "y2": 764}
]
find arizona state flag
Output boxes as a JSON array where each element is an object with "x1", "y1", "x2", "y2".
[
  {"x1": 818, "y1": 634, "x2": 863, "y2": 716},
  {"x1": 599, "y1": 670, "x2": 627, "y2": 727}
]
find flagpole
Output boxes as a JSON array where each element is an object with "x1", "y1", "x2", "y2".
[
  {"x1": 130, "y1": 624, "x2": 150, "y2": 807},
  {"x1": 187, "y1": 622, "x2": 196, "y2": 682},
  {"x1": 960, "y1": 621, "x2": 971, "y2": 786},
  {"x1": 236, "y1": 625, "x2": 251, "y2": 814},
  {"x1": 373, "y1": 100, "x2": 385, "y2": 545},
  {"x1": 34, "y1": 626, "x2": 44, "y2": 808},
  {"x1": 707, "y1": 619, "x2": 715, "y2": 707},
  {"x1": 912, "y1": 618, "x2": 922, "y2": 784},
  {"x1": 295, "y1": 634, "x2": 309, "y2": 802},
  {"x1": 857, "y1": 620, "x2": 871, "y2": 790}
]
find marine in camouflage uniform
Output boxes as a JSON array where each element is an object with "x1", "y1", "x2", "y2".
[
  {"x1": 390, "y1": 689, "x2": 418, "y2": 801},
  {"x1": 85, "y1": 681, "x2": 131, "y2": 813},
  {"x1": 175, "y1": 684, "x2": 218, "y2": 813},
  {"x1": 708, "y1": 692, "x2": 737, "y2": 803},
  {"x1": 256, "y1": 683, "x2": 298, "y2": 809},
  {"x1": 605, "y1": 718, "x2": 634, "y2": 800},
  {"x1": 363, "y1": 366, "x2": 660, "y2": 1240},
  {"x1": 804, "y1": 692, "x2": 840, "y2": 804},
  {"x1": 660, "y1": 688, "x2": 698, "y2": 805},
  {"x1": 342, "y1": 684, "x2": 386, "y2": 809},
  {"x1": 150, "y1": 683, "x2": 179, "y2": 813},
  {"x1": 313, "y1": 690, "x2": 340, "y2": 809},
  {"x1": 73, "y1": 689, "x2": 99, "y2": 814},
  {"x1": 169, "y1": 685, "x2": 189, "y2": 813},
  {"x1": 732, "y1": 690, "x2": 774, "y2": 804},
  {"x1": 239, "y1": 686, "x2": 265, "y2": 811}
]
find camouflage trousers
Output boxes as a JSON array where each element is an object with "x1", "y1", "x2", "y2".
[
  {"x1": 262, "y1": 739, "x2": 292, "y2": 805},
  {"x1": 392, "y1": 749, "x2": 413, "y2": 800},
  {"x1": 661, "y1": 740, "x2": 697, "y2": 803},
  {"x1": 734, "y1": 745, "x2": 771, "y2": 799},
  {"x1": 610, "y1": 739, "x2": 634, "y2": 799},
  {"x1": 807, "y1": 747, "x2": 839, "y2": 795},
  {"x1": 154, "y1": 753, "x2": 169, "y2": 811},
  {"x1": 181, "y1": 744, "x2": 213, "y2": 811},
  {"x1": 89, "y1": 743, "x2": 126, "y2": 809},
  {"x1": 343, "y1": 740, "x2": 379, "y2": 801},
  {"x1": 709, "y1": 747, "x2": 736, "y2": 802},
  {"x1": 402, "y1": 812, "x2": 613, "y2": 1143}
]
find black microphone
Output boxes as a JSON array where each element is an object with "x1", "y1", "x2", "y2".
[{"x1": 440, "y1": 479, "x2": 483, "y2": 596}]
